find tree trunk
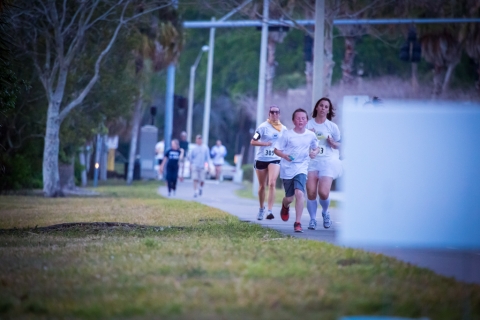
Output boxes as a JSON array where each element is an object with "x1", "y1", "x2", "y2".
[
  {"x1": 79, "y1": 148, "x2": 87, "y2": 187},
  {"x1": 442, "y1": 63, "x2": 457, "y2": 94},
  {"x1": 42, "y1": 106, "x2": 63, "y2": 197},
  {"x1": 59, "y1": 156, "x2": 75, "y2": 191},
  {"x1": 323, "y1": 23, "x2": 335, "y2": 98},
  {"x1": 411, "y1": 63, "x2": 419, "y2": 93},
  {"x1": 341, "y1": 36, "x2": 356, "y2": 86},
  {"x1": 100, "y1": 134, "x2": 108, "y2": 181},
  {"x1": 265, "y1": 37, "x2": 275, "y2": 108},
  {"x1": 305, "y1": 60, "x2": 313, "y2": 107},
  {"x1": 126, "y1": 90, "x2": 144, "y2": 184},
  {"x1": 265, "y1": 31, "x2": 287, "y2": 109},
  {"x1": 432, "y1": 65, "x2": 444, "y2": 99}
]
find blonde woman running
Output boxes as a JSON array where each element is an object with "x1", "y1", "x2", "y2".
[{"x1": 250, "y1": 105, "x2": 287, "y2": 220}]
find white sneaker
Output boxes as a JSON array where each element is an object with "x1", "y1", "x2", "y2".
[
  {"x1": 308, "y1": 219, "x2": 317, "y2": 230},
  {"x1": 322, "y1": 212, "x2": 332, "y2": 229},
  {"x1": 257, "y1": 207, "x2": 265, "y2": 220}
]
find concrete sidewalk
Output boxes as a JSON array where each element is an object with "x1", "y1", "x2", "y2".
[{"x1": 158, "y1": 179, "x2": 480, "y2": 285}]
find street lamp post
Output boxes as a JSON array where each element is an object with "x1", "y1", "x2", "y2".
[
  {"x1": 187, "y1": 45, "x2": 209, "y2": 143},
  {"x1": 202, "y1": 18, "x2": 216, "y2": 147}
]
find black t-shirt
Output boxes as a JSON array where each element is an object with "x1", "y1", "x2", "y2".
[
  {"x1": 165, "y1": 149, "x2": 181, "y2": 172},
  {"x1": 179, "y1": 140, "x2": 189, "y2": 156}
]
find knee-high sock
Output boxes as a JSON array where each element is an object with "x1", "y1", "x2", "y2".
[
  {"x1": 319, "y1": 197, "x2": 330, "y2": 215},
  {"x1": 306, "y1": 199, "x2": 317, "y2": 220}
]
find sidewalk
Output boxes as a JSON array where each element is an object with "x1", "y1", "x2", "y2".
[{"x1": 158, "y1": 179, "x2": 480, "y2": 285}]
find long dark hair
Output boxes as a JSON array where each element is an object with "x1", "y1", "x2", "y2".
[{"x1": 312, "y1": 97, "x2": 335, "y2": 121}]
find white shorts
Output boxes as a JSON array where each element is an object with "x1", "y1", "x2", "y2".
[
  {"x1": 191, "y1": 166, "x2": 206, "y2": 181},
  {"x1": 308, "y1": 157, "x2": 343, "y2": 180}
]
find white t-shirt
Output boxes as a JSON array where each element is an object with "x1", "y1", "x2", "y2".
[
  {"x1": 210, "y1": 145, "x2": 227, "y2": 165},
  {"x1": 273, "y1": 129, "x2": 318, "y2": 179},
  {"x1": 306, "y1": 119, "x2": 341, "y2": 162},
  {"x1": 155, "y1": 141, "x2": 165, "y2": 160},
  {"x1": 253, "y1": 121, "x2": 287, "y2": 162},
  {"x1": 189, "y1": 144, "x2": 210, "y2": 168}
]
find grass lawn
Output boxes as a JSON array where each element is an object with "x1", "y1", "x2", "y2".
[{"x1": 0, "y1": 181, "x2": 479, "y2": 319}]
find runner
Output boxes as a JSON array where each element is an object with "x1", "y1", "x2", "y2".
[
  {"x1": 189, "y1": 134, "x2": 210, "y2": 198},
  {"x1": 159, "y1": 139, "x2": 183, "y2": 196},
  {"x1": 273, "y1": 108, "x2": 319, "y2": 233},
  {"x1": 250, "y1": 105, "x2": 287, "y2": 220},
  {"x1": 178, "y1": 131, "x2": 189, "y2": 182},
  {"x1": 305, "y1": 97, "x2": 343, "y2": 230},
  {"x1": 210, "y1": 139, "x2": 227, "y2": 183}
]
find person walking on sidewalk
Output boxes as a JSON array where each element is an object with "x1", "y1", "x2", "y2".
[
  {"x1": 274, "y1": 108, "x2": 319, "y2": 233},
  {"x1": 251, "y1": 105, "x2": 287, "y2": 220},
  {"x1": 189, "y1": 135, "x2": 210, "y2": 198},
  {"x1": 305, "y1": 98, "x2": 343, "y2": 230},
  {"x1": 159, "y1": 139, "x2": 184, "y2": 196},
  {"x1": 178, "y1": 131, "x2": 189, "y2": 182},
  {"x1": 210, "y1": 140, "x2": 227, "y2": 183}
]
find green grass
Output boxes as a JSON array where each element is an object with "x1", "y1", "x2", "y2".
[{"x1": 0, "y1": 181, "x2": 478, "y2": 319}]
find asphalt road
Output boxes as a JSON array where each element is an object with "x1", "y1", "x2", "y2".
[{"x1": 158, "y1": 178, "x2": 480, "y2": 285}]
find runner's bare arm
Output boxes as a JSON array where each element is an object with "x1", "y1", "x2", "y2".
[
  {"x1": 250, "y1": 140, "x2": 272, "y2": 147},
  {"x1": 273, "y1": 148, "x2": 292, "y2": 162}
]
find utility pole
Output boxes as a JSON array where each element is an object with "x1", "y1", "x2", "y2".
[
  {"x1": 163, "y1": 0, "x2": 178, "y2": 152},
  {"x1": 312, "y1": 0, "x2": 325, "y2": 103},
  {"x1": 202, "y1": 0, "x2": 253, "y2": 147},
  {"x1": 252, "y1": 0, "x2": 269, "y2": 196},
  {"x1": 202, "y1": 17, "x2": 215, "y2": 146}
]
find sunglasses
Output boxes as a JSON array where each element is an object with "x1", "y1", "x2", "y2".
[{"x1": 269, "y1": 110, "x2": 280, "y2": 115}]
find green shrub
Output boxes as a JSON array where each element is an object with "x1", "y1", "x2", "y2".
[
  {"x1": 0, "y1": 153, "x2": 42, "y2": 191},
  {"x1": 242, "y1": 164, "x2": 253, "y2": 182}
]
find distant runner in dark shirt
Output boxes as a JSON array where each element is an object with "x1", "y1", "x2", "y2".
[
  {"x1": 179, "y1": 131, "x2": 189, "y2": 181},
  {"x1": 160, "y1": 139, "x2": 183, "y2": 196}
]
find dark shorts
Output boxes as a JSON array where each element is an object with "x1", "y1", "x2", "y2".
[
  {"x1": 254, "y1": 160, "x2": 280, "y2": 170},
  {"x1": 283, "y1": 174, "x2": 307, "y2": 197}
]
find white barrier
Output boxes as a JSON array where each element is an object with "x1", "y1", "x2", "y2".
[{"x1": 339, "y1": 100, "x2": 480, "y2": 249}]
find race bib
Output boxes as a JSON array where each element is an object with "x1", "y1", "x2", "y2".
[
  {"x1": 264, "y1": 148, "x2": 275, "y2": 157},
  {"x1": 317, "y1": 146, "x2": 327, "y2": 157}
]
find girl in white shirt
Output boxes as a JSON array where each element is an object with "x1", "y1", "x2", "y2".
[{"x1": 306, "y1": 98, "x2": 343, "y2": 230}]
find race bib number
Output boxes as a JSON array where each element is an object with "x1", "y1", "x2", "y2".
[
  {"x1": 317, "y1": 146, "x2": 327, "y2": 157},
  {"x1": 264, "y1": 148, "x2": 275, "y2": 157}
]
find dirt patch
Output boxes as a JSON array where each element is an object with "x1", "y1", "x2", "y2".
[{"x1": 0, "y1": 222, "x2": 184, "y2": 234}]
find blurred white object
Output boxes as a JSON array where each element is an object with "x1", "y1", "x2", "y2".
[{"x1": 339, "y1": 100, "x2": 480, "y2": 249}]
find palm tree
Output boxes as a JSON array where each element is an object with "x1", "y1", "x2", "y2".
[
  {"x1": 417, "y1": 0, "x2": 467, "y2": 99},
  {"x1": 126, "y1": 6, "x2": 184, "y2": 184},
  {"x1": 463, "y1": 1, "x2": 480, "y2": 92}
]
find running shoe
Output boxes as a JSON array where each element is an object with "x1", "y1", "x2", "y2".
[
  {"x1": 322, "y1": 212, "x2": 332, "y2": 229},
  {"x1": 266, "y1": 211, "x2": 274, "y2": 220},
  {"x1": 199, "y1": 188, "x2": 203, "y2": 196},
  {"x1": 257, "y1": 207, "x2": 265, "y2": 220},
  {"x1": 280, "y1": 204, "x2": 290, "y2": 221},
  {"x1": 294, "y1": 222, "x2": 303, "y2": 233},
  {"x1": 308, "y1": 219, "x2": 317, "y2": 230}
]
